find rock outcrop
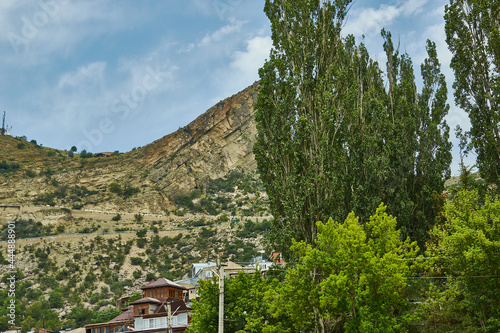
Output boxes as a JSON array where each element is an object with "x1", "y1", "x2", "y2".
[
  {"x1": 139, "y1": 82, "x2": 259, "y2": 198},
  {"x1": 0, "y1": 82, "x2": 260, "y2": 215}
]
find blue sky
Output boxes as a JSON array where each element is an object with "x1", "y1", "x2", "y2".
[{"x1": 0, "y1": 0, "x2": 472, "y2": 175}]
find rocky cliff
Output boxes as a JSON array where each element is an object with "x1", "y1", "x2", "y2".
[
  {"x1": 0, "y1": 82, "x2": 260, "y2": 216},
  {"x1": 139, "y1": 82, "x2": 259, "y2": 198}
]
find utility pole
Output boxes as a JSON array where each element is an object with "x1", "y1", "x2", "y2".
[
  {"x1": 1, "y1": 111, "x2": 5, "y2": 135},
  {"x1": 167, "y1": 301, "x2": 173, "y2": 333},
  {"x1": 217, "y1": 257, "x2": 227, "y2": 333}
]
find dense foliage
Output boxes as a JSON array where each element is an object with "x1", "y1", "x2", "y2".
[
  {"x1": 426, "y1": 189, "x2": 500, "y2": 331},
  {"x1": 190, "y1": 190, "x2": 500, "y2": 332},
  {"x1": 445, "y1": 0, "x2": 500, "y2": 188},
  {"x1": 254, "y1": 0, "x2": 451, "y2": 254}
]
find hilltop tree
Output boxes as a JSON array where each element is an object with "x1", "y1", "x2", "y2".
[
  {"x1": 445, "y1": 0, "x2": 500, "y2": 188},
  {"x1": 254, "y1": 0, "x2": 451, "y2": 253}
]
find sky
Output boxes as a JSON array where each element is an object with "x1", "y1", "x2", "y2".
[{"x1": 0, "y1": 0, "x2": 473, "y2": 175}]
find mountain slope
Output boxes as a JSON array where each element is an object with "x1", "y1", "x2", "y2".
[{"x1": 0, "y1": 82, "x2": 260, "y2": 217}]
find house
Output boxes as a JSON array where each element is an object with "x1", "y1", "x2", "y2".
[
  {"x1": 85, "y1": 306, "x2": 133, "y2": 333},
  {"x1": 269, "y1": 251, "x2": 284, "y2": 263},
  {"x1": 176, "y1": 261, "x2": 244, "y2": 302},
  {"x1": 94, "y1": 152, "x2": 113, "y2": 157},
  {"x1": 85, "y1": 278, "x2": 191, "y2": 333},
  {"x1": 190, "y1": 262, "x2": 217, "y2": 278}
]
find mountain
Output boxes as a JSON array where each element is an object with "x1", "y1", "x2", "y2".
[
  {"x1": 0, "y1": 82, "x2": 272, "y2": 324},
  {"x1": 0, "y1": 82, "x2": 260, "y2": 220}
]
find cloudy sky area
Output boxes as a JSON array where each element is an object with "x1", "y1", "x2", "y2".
[{"x1": 0, "y1": 0, "x2": 472, "y2": 175}]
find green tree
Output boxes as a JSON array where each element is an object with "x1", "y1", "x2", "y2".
[
  {"x1": 445, "y1": 0, "x2": 500, "y2": 188},
  {"x1": 188, "y1": 277, "x2": 219, "y2": 333},
  {"x1": 188, "y1": 272, "x2": 291, "y2": 333},
  {"x1": 23, "y1": 299, "x2": 61, "y2": 331},
  {"x1": 254, "y1": 0, "x2": 374, "y2": 251},
  {"x1": 108, "y1": 182, "x2": 122, "y2": 194},
  {"x1": 274, "y1": 204, "x2": 419, "y2": 332},
  {"x1": 380, "y1": 31, "x2": 452, "y2": 249},
  {"x1": 254, "y1": 0, "x2": 451, "y2": 253},
  {"x1": 426, "y1": 189, "x2": 500, "y2": 331}
]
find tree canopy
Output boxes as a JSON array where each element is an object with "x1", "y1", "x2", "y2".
[
  {"x1": 254, "y1": 0, "x2": 451, "y2": 254},
  {"x1": 445, "y1": 0, "x2": 500, "y2": 188}
]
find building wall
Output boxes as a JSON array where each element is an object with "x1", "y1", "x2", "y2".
[{"x1": 134, "y1": 314, "x2": 187, "y2": 330}]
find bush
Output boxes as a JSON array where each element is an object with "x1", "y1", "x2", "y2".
[
  {"x1": 25, "y1": 169, "x2": 37, "y2": 178},
  {"x1": 80, "y1": 150, "x2": 93, "y2": 158},
  {"x1": 133, "y1": 270, "x2": 142, "y2": 279},
  {"x1": 73, "y1": 203, "x2": 84, "y2": 210},
  {"x1": 108, "y1": 182, "x2": 122, "y2": 194},
  {"x1": 112, "y1": 214, "x2": 121, "y2": 221},
  {"x1": 0, "y1": 160, "x2": 20, "y2": 176},
  {"x1": 130, "y1": 257, "x2": 143, "y2": 265},
  {"x1": 122, "y1": 184, "x2": 140, "y2": 198},
  {"x1": 134, "y1": 213, "x2": 143, "y2": 222},
  {"x1": 136, "y1": 238, "x2": 146, "y2": 248}
]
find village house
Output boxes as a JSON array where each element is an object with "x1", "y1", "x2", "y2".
[{"x1": 85, "y1": 278, "x2": 190, "y2": 333}]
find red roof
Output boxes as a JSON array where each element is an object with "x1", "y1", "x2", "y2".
[{"x1": 141, "y1": 278, "x2": 187, "y2": 290}]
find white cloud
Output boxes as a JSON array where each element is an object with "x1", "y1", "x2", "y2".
[
  {"x1": 211, "y1": 35, "x2": 272, "y2": 104},
  {"x1": 58, "y1": 62, "x2": 107, "y2": 89},
  {"x1": 401, "y1": 0, "x2": 429, "y2": 16},
  {"x1": 198, "y1": 18, "x2": 245, "y2": 47},
  {"x1": 1, "y1": 0, "x2": 137, "y2": 66},
  {"x1": 344, "y1": 4, "x2": 400, "y2": 37},
  {"x1": 231, "y1": 36, "x2": 272, "y2": 78}
]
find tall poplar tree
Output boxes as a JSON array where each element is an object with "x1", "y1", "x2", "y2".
[
  {"x1": 254, "y1": 0, "x2": 452, "y2": 254},
  {"x1": 445, "y1": 0, "x2": 500, "y2": 188},
  {"x1": 254, "y1": 0, "x2": 359, "y2": 248}
]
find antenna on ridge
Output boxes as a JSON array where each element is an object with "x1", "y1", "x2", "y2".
[{"x1": 1, "y1": 111, "x2": 5, "y2": 136}]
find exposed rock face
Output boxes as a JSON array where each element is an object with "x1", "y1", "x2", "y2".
[
  {"x1": 139, "y1": 82, "x2": 259, "y2": 199},
  {"x1": 0, "y1": 82, "x2": 260, "y2": 215}
]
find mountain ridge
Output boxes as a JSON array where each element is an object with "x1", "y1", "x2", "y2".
[{"x1": 0, "y1": 82, "x2": 260, "y2": 220}]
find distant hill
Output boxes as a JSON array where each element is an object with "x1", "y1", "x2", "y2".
[
  {"x1": 0, "y1": 82, "x2": 261, "y2": 219},
  {"x1": 0, "y1": 82, "x2": 271, "y2": 322}
]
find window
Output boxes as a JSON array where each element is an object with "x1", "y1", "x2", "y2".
[
  {"x1": 106, "y1": 327, "x2": 110, "y2": 333},
  {"x1": 149, "y1": 319, "x2": 155, "y2": 329}
]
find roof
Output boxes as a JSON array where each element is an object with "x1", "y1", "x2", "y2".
[
  {"x1": 108, "y1": 305, "x2": 134, "y2": 323},
  {"x1": 142, "y1": 298, "x2": 191, "y2": 317},
  {"x1": 141, "y1": 278, "x2": 187, "y2": 290},
  {"x1": 85, "y1": 305, "x2": 134, "y2": 328},
  {"x1": 129, "y1": 297, "x2": 162, "y2": 305}
]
